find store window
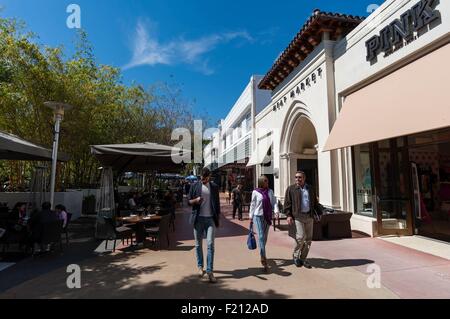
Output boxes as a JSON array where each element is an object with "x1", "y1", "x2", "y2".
[
  {"x1": 408, "y1": 128, "x2": 450, "y2": 241},
  {"x1": 353, "y1": 144, "x2": 374, "y2": 217},
  {"x1": 241, "y1": 120, "x2": 246, "y2": 136},
  {"x1": 245, "y1": 112, "x2": 251, "y2": 132}
]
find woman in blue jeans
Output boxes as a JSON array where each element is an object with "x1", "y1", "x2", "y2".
[{"x1": 249, "y1": 175, "x2": 276, "y2": 272}]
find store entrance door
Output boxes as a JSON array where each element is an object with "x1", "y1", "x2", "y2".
[
  {"x1": 372, "y1": 137, "x2": 414, "y2": 236},
  {"x1": 297, "y1": 159, "x2": 319, "y2": 197}
]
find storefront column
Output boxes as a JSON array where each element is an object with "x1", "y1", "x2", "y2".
[
  {"x1": 331, "y1": 149, "x2": 342, "y2": 209},
  {"x1": 340, "y1": 147, "x2": 354, "y2": 212},
  {"x1": 279, "y1": 153, "x2": 290, "y2": 201},
  {"x1": 317, "y1": 150, "x2": 340, "y2": 208}
]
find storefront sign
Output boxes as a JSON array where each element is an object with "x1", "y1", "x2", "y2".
[
  {"x1": 272, "y1": 67, "x2": 322, "y2": 112},
  {"x1": 366, "y1": 0, "x2": 441, "y2": 63}
]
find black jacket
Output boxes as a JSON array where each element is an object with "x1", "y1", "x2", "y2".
[
  {"x1": 29, "y1": 209, "x2": 59, "y2": 241},
  {"x1": 284, "y1": 184, "x2": 320, "y2": 219},
  {"x1": 188, "y1": 181, "x2": 221, "y2": 227},
  {"x1": 29, "y1": 208, "x2": 58, "y2": 227}
]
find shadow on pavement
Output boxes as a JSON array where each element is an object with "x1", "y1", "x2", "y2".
[
  {"x1": 308, "y1": 258, "x2": 374, "y2": 269},
  {"x1": 213, "y1": 258, "x2": 294, "y2": 281},
  {"x1": 0, "y1": 217, "x2": 100, "y2": 293},
  {"x1": 1, "y1": 254, "x2": 289, "y2": 299}
]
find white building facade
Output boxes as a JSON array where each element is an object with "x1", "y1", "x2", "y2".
[
  {"x1": 204, "y1": 75, "x2": 271, "y2": 190},
  {"x1": 252, "y1": 11, "x2": 363, "y2": 209},
  {"x1": 330, "y1": 0, "x2": 450, "y2": 239},
  {"x1": 252, "y1": 0, "x2": 450, "y2": 240}
]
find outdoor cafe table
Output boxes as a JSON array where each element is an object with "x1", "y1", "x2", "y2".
[{"x1": 116, "y1": 215, "x2": 162, "y2": 244}]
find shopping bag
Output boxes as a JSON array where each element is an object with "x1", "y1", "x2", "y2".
[{"x1": 247, "y1": 222, "x2": 257, "y2": 250}]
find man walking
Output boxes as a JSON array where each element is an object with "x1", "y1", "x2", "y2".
[
  {"x1": 188, "y1": 167, "x2": 221, "y2": 283},
  {"x1": 232, "y1": 183, "x2": 243, "y2": 220},
  {"x1": 284, "y1": 171, "x2": 320, "y2": 269}
]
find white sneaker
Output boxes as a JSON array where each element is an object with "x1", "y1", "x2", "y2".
[
  {"x1": 198, "y1": 267, "x2": 205, "y2": 278},
  {"x1": 207, "y1": 272, "x2": 217, "y2": 283}
]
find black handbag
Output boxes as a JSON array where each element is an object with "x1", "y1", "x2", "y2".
[{"x1": 247, "y1": 222, "x2": 257, "y2": 250}]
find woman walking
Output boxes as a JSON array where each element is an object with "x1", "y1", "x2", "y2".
[{"x1": 249, "y1": 175, "x2": 276, "y2": 272}]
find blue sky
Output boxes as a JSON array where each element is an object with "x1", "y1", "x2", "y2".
[{"x1": 0, "y1": 0, "x2": 384, "y2": 124}]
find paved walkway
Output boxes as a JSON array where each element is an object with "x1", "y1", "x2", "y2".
[
  {"x1": 1, "y1": 196, "x2": 449, "y2": 299},
  {"x1": 380, "y1": 235, "x2": 450, "y2": 260}
]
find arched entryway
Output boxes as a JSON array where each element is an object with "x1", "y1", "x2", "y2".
[
  {"x1": 289, "y1": 116, "x2": 319, "y2": 193},
  {"x1": 280, "y1": 103, "x2": 319, "y2": 197},
  {"x1": 287, "y1": 116, "x2": 319, "y2": 195}
]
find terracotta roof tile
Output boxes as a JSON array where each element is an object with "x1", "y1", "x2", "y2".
[{"x1": 259, "y1": 10, "x2": 365, "y2": 90}]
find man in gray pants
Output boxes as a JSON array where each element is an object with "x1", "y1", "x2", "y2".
[{"x1": 283, "y1": 171, "x2": 320, "y2": 269}]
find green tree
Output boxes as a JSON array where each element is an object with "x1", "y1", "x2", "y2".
[{"x1": 0, "y1": 17, "x2": 211, "y2": 189}]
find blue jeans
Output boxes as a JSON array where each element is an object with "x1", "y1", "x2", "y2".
[
  {"x1": 253, "y1": 215, "x2": 269, "y2": 259},
  {"x1": 193, "y1": 216, "x2": 216, "y2": 273}
]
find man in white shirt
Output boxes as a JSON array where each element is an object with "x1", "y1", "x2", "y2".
[
  {"x1": 284, "y1": 171, "x2": 319, "y2": 269},
  {"x1": 188, "y1": 168, "x2": 221, "y2": 283}
]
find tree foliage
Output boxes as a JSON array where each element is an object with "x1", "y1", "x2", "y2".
[{"x1": 0, "y1": 17, "x2": 209, "y2": 189}]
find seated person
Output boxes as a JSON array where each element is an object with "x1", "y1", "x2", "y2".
[
  {"x1": 28, "y1": 202, "x2": 59, "y2": 245},
  {"x1": 6, "y1": 202, "x2": 28, "y2": 244},
  {"x1": 8, "y1": 202, "x2": 27, "y2": 227},
  {"x1": 55, "y1": 204, "x2": 68, "y2": 228}
]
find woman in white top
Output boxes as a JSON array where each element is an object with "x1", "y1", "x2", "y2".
[
  {"x1": 55, "y1": 204, "x2": 68, "y2": 228},
  {"x1": 249, "y1": 175, "x2": 276, "y2": 272}
]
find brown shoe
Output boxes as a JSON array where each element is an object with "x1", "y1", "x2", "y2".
[
  {"x1": 207, "y1": 272, "x2": 217, "y2": 283},
  {"x1": 261, "y1": 257, "x2": 269, "y2": 273}
]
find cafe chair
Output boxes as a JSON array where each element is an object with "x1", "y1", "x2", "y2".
[
  {"x1": 145, "y1": 214, "x2": 171, "y2": 250},
  {"x1": 102, "y1": 216, "x2": 134, "y2": 252}
]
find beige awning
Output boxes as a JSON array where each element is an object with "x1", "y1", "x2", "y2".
[
  {"x1": 323, "y1": 43, "x2": 450, "y2": 152},
  {"x1": 247, "y1": 135, "x2": 272, "y2": 167}
]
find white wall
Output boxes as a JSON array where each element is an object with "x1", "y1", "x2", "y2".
[
  {"x1": 253, "y1": 75, "x2": 272, "y2": 116},
  {"x1": 207, "y1": 75, "x2": 270, "y2": 167},
  {"x1": 66, "y1": 189, "x2": 98, "y2": 198},
  {"x1": 255, "y1": 41, "x2": 340, "y2": 208},
  {"x1": 222, "y1": 82, "x2": 252, "y2": 132}
]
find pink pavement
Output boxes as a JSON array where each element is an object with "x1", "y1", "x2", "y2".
[
  {"x1": 0, "y1": 194, "x2": 449, "y2": 299},
  {"x1": 209, "y1": 194, "x2": 450, "y2": 299}
]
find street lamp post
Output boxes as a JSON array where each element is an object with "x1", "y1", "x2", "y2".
[{"x1": 44, "y1": 102, "x2": 72, "y2": 209}]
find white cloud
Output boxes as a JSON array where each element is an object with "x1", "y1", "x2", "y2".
[{"x1": 124, "y1": 19, "x2": 254, "y2": 75}]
